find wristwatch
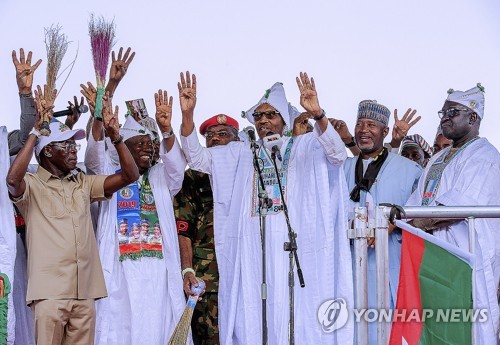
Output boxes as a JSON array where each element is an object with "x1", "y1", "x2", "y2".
[
  {"x1": 313, "y1": 109, "x2": 326, "y2": 121},
  {"x1": 29, "y1": 128, "x2": 41, "y2": 138},
  {"x1": 345, "y1": 137, "x2": 356, "y2": 148},
  {"x1": 162, "y1": 129, "x2": 174, "y2": 139},
  {"x1": 112, "y1": 135, "x2": 124, "y2": 145}
]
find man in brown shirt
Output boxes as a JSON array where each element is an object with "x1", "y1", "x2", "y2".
[{"x1": 6, "y1": 90, "x2": 139, "y2": 345}]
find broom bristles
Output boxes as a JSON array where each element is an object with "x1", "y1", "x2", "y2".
[
  {"x1": 167, "y1": 280, "x2": 205, "y2": 345},
  {"x1": 168, "y1": 306, "x2": 194, "y2": 345},
  {"x1": 44, "y1": 24, "x2": 69, "y2": 94},
  {"x1": 88, "y1": 13, "x2": 116, "y2": 86}
]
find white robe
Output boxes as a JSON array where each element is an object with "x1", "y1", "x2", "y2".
[
  {"x1": 406, "y1": 138, "x2": 500, "y2": 344},
  {"x1": 0, "y1": 127, "x2": 17, "y2": 345},
  {"x1": 181, "y1": 123, "x2": 354, "y2": 345},
  {"x1": 85, "y1": 135, "x2": 191, "y2": 345}
]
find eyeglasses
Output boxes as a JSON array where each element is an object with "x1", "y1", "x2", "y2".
[
  {"x1": 438, "y1": 107, "x2": 470, "y2": 119},
  {"x1": 205, "y1": 130, "x2": 231, "y2": 139},
  {"x1": 49, "y1": 142, "x2": 81, "y2": 152},
  {"x1": 252, "y1": 111, "x2": 281, "y2": 121}
]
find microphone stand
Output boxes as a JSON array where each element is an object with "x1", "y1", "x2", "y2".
[
  {"x1": 270, "y1": 150, "x2": 305, "y2": 345},
  {"x1": 250, "y1": 137, "x2": 272, "y2": 345}
]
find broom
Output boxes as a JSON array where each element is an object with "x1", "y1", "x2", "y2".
[
  {"x1": 88, "y1": 14, "x2": 115, "y2": 121},
  {"x1": 168, "y1": 279, "x2": 206, "y2": 345},
  {"x1": 40, "y1": 24, "x2": 69, "y2": 136}
]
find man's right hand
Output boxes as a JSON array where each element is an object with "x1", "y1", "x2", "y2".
[
  {"x1": 183, "y1": 271, "x2": 200, "y2": 296},
  {"x1": 12, "y1": 49, "x2": 42, "y2": 95}
]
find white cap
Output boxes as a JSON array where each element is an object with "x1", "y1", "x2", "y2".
[
  {"x1": 446, "y1": 83, "x2": 485, "y2": 119},
  {"x1": 243, "y1": 82, "x2": 291, "y2": 129},
  {"x1": 120, "y1": 115, "x2": 154, "y2": 142},
  {"x1": 35, "y1": 120, "x2": 85, "y2": 157}
]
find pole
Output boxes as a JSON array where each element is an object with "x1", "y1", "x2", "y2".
[
  {"x1": 352, "y1": 206, "x2": 368, "y2": 345},
  {"x1": 468, "y1": 216, "x2": 476, "y2": 345},
  {"x1": 375, "y1": 206, "x2": 390, "y2": 345}
]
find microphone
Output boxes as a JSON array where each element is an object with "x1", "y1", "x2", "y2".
[
  {"x1": 53, "y1": 104, "x2": 89, "y2": 118},
  {"x1": 263, "y1": 132, "x2": 283, "y2": 161},
  {"x1": 243, "y1": 126, "x2": 256, "y2": 142}
]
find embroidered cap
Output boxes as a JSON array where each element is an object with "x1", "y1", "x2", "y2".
[
  {"x1": 35, "y1": 120, "x2": 85, "y2": 157},
  {"x1": 357, "y1": 100, "x2": 391, "y2": 126},
  {"x1": 139, "y1": 116, "x2": 160, "y2": 141},
  {"x1": 120, "y1": 115, "x2": 154, "y2": 142},
  {"x1": 445, "y1": 83, "x2": 485, "y2": 119},
  {"x1": 199, "y1": 114, "x2": 239, "y2": 135},
  {"x1": 243, "y1": 82, "x2": 291, "y2": 128},
  {"x1": 400, "y1": 134, "x2": 432, "y2": 158}
]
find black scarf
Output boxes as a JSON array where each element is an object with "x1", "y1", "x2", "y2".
[{"x1": 349, "y1": 147, "x2": 389, "y2": 202}]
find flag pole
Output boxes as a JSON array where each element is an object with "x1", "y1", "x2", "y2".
[
  {"x1": 468, "y1": 216, "x2": 476, "y2": 345},
  {"x1": 351, "y1": 206, "x2": 368, "y2": 345},
  {"x1": 375, "y1": 206, "x2": 390, "y2": 345}
]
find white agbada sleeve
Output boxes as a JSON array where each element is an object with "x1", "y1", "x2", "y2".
[
  {"x1": 0, "y1": 127, "x2": 18, "y2": 345},
  {"x1": 158, "y1": 138, "x2": 187, "y2": 198},
  {"x1": 84, "y1": 133, "x2": 109, "y2": 175},
  {"x1": 313, "y1": 120, "x2": 348, "y2": 165},
  {"x1": 179, "y1": 128, "x2": 213, "y2": 175}
]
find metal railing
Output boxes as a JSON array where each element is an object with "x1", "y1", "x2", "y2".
[{"x1": 349, "y1": 205, "x2": 500, "y2": 345}]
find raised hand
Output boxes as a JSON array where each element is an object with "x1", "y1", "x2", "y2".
[
  {"x1": 154, "y1": 89, "x2": 173, "y2": 133},
  {"x1": 80, "y1": 81, "x2": 98, "y2": 115},
  {"x1": 178, "y1": 71, "x2": 197, "y2": 116},
  {"x1": 109, "y1": 47, "x2": 135, "y2": 85},
  {"x1": 102, "y1": 93, "x2": 120, "y2": 141},
  {"x1": 33, "y1": 85, "x2": 56, "y2": 119},
  {"x1": 329, "y1": 118, "x2": 353, "y2": 141},
  {"x1": 65, "y1": 96, "x2": 85, "y2": 129},
  {"x1": 292, "y1": 112, "x2": 313, "y2": 136},
  {"x1": 33, "y1": 84, "x2": 56, "y2": 135},
  {"x1": 391, "y1": 108, "x2": 421, "y2": 147},
  {"x1": 12, "y1": 48, "x2": 42, "y2": 94},
  {"x1": 296, "y1": 72, "x2": 322, "y2": 117}
]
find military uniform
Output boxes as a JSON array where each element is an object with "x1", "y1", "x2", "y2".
[{"x1": 174, "y1": 169, "x2": 219, "y2": 345}]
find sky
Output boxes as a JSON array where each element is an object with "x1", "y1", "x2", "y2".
[{"x1": 1, "y1": 0, "x2": 500, "y2": 162}]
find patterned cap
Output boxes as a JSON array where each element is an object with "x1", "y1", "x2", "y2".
[
  {"x1": 120, "y1": 115, "x2": 154, "y2": 142},
  {"x1": 446, "y1": 83, "x2": 485, "y2": 119},
  {"x1": 357, "y1": 100, "x2": 391, "y2": 126},
  {"x1": 401, "y1": 134, "x2": 432, "y2": 158}
]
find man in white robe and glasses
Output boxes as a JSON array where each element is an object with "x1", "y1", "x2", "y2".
[
  {"x1": 406, "y1": 84, "x2": 499, "y2": 344},
  {"x1": 179, "y1": 71, "x2": 354, "y2": 344}
]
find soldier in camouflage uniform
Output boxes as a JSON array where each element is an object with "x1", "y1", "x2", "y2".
[{"x1": 174, "y1": 114, "x2": 240, "y2": 345}]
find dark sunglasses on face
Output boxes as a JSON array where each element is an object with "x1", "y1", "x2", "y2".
[
  {"x1": 438, "y1": 107, "x2": 471, "y2": 119},
  {"x1": 252, "y1": 111, "x2": 281, "y2": 121}
]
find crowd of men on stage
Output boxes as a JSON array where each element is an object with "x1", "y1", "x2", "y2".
[{"x1": 1, "y1": 47, "x2": 499, "y2": 345}]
